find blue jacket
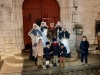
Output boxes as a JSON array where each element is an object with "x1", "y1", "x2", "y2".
[
  {"x1": 80, "y1": 41, "x2": 89, "y2": 55},
  {"x1": 60, "y1": 47, "x2": 67, "y2": 57},
  {"x1": 44, "y1": 47, "x2": 51, "y2": 58}
]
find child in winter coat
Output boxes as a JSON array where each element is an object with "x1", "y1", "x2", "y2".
[
  {"x1": 34, "y1": 39, "x2": 44, "y2": 69},
  {"x1": 59, "y1": 43, "x2": 67, "y2": 68},
  {"x1": 44, "y1": 42, "x2": 52, "y2": 69},
  {"x1": 50, "y1": 38, "x2": 60, "y2": 67}
]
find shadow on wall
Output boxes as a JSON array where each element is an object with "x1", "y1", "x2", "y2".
[{"x1": 0, "y1": 60, "x2": 4, "y2": 73}]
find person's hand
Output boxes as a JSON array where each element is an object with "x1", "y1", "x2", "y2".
[{"x1": 37, "y1": 36, "x2": 40, "y2": 37}]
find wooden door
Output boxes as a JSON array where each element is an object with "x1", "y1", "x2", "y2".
[{"x1": 23, "y1": 0, "x2": 60, "y2": 47}]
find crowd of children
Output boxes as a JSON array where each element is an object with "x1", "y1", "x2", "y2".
[{"x1": 33, "y1": 38, "x2": 67, "y2": 69}]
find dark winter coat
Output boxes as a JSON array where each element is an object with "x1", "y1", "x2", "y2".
[
  {"x1": 50, "y1": 43, "x2": 60, "y2": 55},
  {"x1": 44, "y1": 47, "x2": 51, "y2": 58},
  {"x1": 47, "y1": 28, "x2": 57, "y2": 41},
  {"x1": 80, "y1": 41, "x2": 89, "y2": 55},
  {"x1": 40, "y1": 26, "x2": 47, "y2": 32},
  {"x1": 60, "y1": 47, "x2": 67, "y2": 57},
  {"x1": 59, "y1": 31, "x2": 70, "y2": 40}
]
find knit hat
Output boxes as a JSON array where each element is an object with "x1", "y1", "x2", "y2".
[
  {"x1": 46, "y1": 42, "x2": 50, "y2": 45},
  {"x1": 52, "y1": 38, "x2": 57, "y2": 42},
  {"x1": 60, "y1": 43, "x2": 64, "y2": 46}
]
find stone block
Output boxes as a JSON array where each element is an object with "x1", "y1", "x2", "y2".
[
  {"x1": 3, "y1": 22, "x2": 13, "y2": 30},
  {"x1": 0, "y1": 22, "x2": 4, "y2": 30},
  {"x1": 0, "y1": 38, "x2": 4, "y2": 44},
  {"x1": 11, "y1": 13, "x2": 17, "y2": 21},
  {"x1": 83, "y1": 29, "x2": 91, "y2": 35},
  {"x1": 5, "y1": 37, "x2": 16, "y2": 44},
  {"x1": 70, "y1": 40, "x2": 76, "y2": 49},
  {"x1": 4, "y1": 44, "x2": 14, "y2": 48},
  {"x1": 3, "y1": 0, "x2": 12, "y2": 5},
  {"x1": 2, "y1": 4, "x2": 12, "y2": 12},
  {"x1": 70, "y1": 34, "x2": 76, "y2": 40},
  {"x1": 2, "y1": 12, "x2": 11, "y2": 21},
  {"x1": 0, "y1": 11, "x2": 2, "y2": 21},
  {"x1": 0, "y1": 0, "x2": 3, "y2": 4}
]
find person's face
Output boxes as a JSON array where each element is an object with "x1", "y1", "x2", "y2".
[
  {"x1": 54, "y1": 41, "x2": 57, "y2": 43},
  {"x1": 33, "y1": 25, "x2": 37, "y2": 29},
  {"x1": 41, "y1": 23, "x2": 45, "y2": 26},
  {"x1": 63, "y1": 28, "x2": 66, "y2": 31},
  {"x1": 83, "y1": 37, "x2": 86, "y2": 41},
  {"x1": 61, "y1": 46, "x2": 64, "y2": 49},
  {"x1": 47, "y1": 44, "x2": 50, "y2": 47},
  {"x1": 39, "y1": 40, "x2": 42, "y2": 44},
  {"x1": 57, "y1": 25, "x2": 60, "y2": 27},
  {"x1": 50, "y1": 23, "x2": 54, "y2": 28}
]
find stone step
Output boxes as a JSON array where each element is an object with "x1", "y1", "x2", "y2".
[
  {"x1": 14, "y1": 50, "x2": 30, "y2": 60},
  {"x1": 4, "y1": 57, "x2": 35, "y2": 67},
  {"x1": 88, "y1": 44, "x2": 97, "y2": 51},
  {"x1": 1, "y1": 63, "x2": 100, "y2": 75},
  {"x1": 66, "y1": 50, "x2": 78, "y2": 62}
]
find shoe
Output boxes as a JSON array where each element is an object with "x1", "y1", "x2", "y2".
[
  {"x1": 85, "y1": 64, "x2": 88, "y2": 67},
  {"x1": 46, "y1": 65, "x2": 50, "y2": 68},
  {"x1": 55, "y1": 63, "x2": 57, "y2": 67},
  {"x1": 53, "y1": 63, "x2": 56, "y2": 67},
  {"x1": 80, "y1": 62, "x2": 83, "y2": 65},
  {"x1": 37, "y1": 66, "x2": 40, "y2": 70}
]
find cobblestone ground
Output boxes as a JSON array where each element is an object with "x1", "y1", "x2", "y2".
[{"x1": 52, "y1": 69, "x2": 100, "y2": 75}]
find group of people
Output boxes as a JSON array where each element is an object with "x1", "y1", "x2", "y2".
[
  {"x1": 34, "y1": 38, "x2": 67, "y2": 69},
  {"x1": 28, "y1": 21, "x2": 90, "y2": 69}
]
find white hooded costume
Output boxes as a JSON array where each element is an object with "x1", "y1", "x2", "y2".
[{"x1": 40, "y1": 22, "x2": 48, "y2": 46}]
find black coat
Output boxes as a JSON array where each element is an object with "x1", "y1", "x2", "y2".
[
  {"x1": 60, "y1": 47, "x2": 67, "y2": 57},
  {"x1": 59, "y1": 31, "x2": 70, "y2": 40},
  {"x1": 50, "y1": 43, "x2": 60, "y2": 55},
  {"x1": 80, "y1": 41, "x2": 89, "y2": 55},
  {"x1": 56, "y1": 27, "x2": 62, "y2": 32},
  {"x1": 44, "y1": 47, "x2": 51, "y2": 58},
  {"x1": 40, "y1": 26, "x2": 47, "y2": 32}
]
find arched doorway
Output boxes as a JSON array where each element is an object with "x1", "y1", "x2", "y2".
[{"x1": 23, "y1": 0, "x2": 60, "y2": 47}]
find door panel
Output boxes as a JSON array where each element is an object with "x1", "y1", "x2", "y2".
[{"x1": 23, "y1": 0, "x2": 60, "y2": 47}]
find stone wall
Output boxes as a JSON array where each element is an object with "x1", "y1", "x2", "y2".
[
  {"x1": 0, "y1": 0, "x2": 24, "y2": 59},
  {"x1": 0, "y1": 0, "x2": 100, "y2": 60}
]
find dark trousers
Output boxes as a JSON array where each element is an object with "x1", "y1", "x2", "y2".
[{"x1": 81, "y1": 53, "x2": 88, "y2": 63}]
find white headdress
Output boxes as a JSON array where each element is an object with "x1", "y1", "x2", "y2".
[
  {"x1": 41, "y1": 22, "x2": 47, "y2": 26},
  {"x1": 33, "y1": 23, "x2": 40, "y2": 30},
  {"x1": 55, "y1": 21, "x2": 61, "y2": 27},
  {"x1": 62, "y1": 25, "x2": 67, "y2": 30}
]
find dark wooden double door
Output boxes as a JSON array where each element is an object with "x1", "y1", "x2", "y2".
[{"x1": 23, "y1": 0, "x2": 60, "y2": 47}]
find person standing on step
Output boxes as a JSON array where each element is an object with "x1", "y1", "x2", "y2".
[
  {"x1": 59, "y1": 26, "x2": 70, "y2": 57},
  {"x1": 59, "y1": 43, "x2": 67, "y2": 68},
  {"x1": 44, "y1": 41, "x2": 52, "y2": 69},
  {"x1": 40, "y1": 22, "x2": 48, "y2": 47},
  {"x1": 34, "y1": 39, "x2": 44, "y2": 69},
  {"x1": 55, "y1": 21, "x2": 62, "y2": 42},
  {"x1": 50, "y1": 38, "x2": 60, "y2": 68},
  {"x1": 28, "y1": 23, "x2": 42, "y2": 61},
  {"x1": 47, "y1": 22, "x2": 57, "y2": 42},
  {"x1": 79, "y1": 36, "x2": 89, "y2": 67}
]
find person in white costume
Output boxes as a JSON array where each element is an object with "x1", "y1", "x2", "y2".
[
  {"x1": 55, "y1": 21, "x2": 62, "y2": 42},
  {"x1": 40, "y1": 22, "x2": 48, "y2": 46},
  {"x1": 59, "y1": 26, "x2": 71, "y2": 57},
  {"x1": 28, "y1": 23, "x2": 42, "y2": 57}
]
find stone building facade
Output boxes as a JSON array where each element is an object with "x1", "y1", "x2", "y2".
[{"x1": 0, "y1": 0, "x2": 100, "y2": 60}]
